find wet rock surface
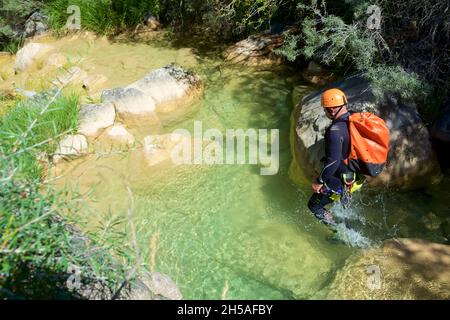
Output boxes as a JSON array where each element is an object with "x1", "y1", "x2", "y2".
[{"x1": 328, "y1": 238, "x2": 450, "y2": 299}]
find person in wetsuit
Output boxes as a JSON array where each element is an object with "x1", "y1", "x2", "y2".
[{"x1": 308, "y1": 88, "x2": 352, "y2": 225}]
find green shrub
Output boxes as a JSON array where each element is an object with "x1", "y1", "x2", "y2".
[
  {"x1": 44, "y1": 0, "x2": 293, "y2": 38},
  {"x1": 207, "y1": 0, "x2": 284, "y2": 36},
  {"x1": 45, "y1": 0, "x2": 117, "y2": 34},
  {"x1": 275, "y1": 0, "x2": 437, "y2": 108},
  {"x1": 45, "y1": 0, "x2": 161, "y2": 34},
  {"x1": 0, "y1": 92, "x2": 79, "y2": 180},
  {"x1": 0, "y1": 0, "x2": 41, "y2": 52},
  {"x1": 0, "y1": 91, "x2": 133, "y2": 299},
  {"x1": 273, "y1": 34, "x2": 301, "y2": 62},
  {"x1": 366, "y1": 65, "x2": 432, "y2": 102}
]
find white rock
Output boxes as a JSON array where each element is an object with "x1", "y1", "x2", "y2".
[
  {"x1": 78, "y1": 102, "x2": 116, "y2": 138},
  {"x1": 101, "y1": 64, "x2": 201, "y2": 125},
  {"x1": 14, "y1": 43, "x2": 54, "y2": 71},
  {"x1": 102, "y1": 87, "x2": 160, "y2": 125},
  {"x1": 54, "y1": 134, "x2": 88, "y2": 162},
  {"x1": 103, "y1": 124, "x2": 135, "y2": 146},
  {"x1": 129, "y1": 68, "x2": 188, "y2": 107}
]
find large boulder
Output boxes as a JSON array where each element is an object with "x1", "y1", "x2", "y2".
[
  {"x1": 292, "y1": 74, "x2": 442, "y2": 190},
  {"x1": 224, "y1": 33, "x2": 284, "y2": 66},
  {"x1": 327, "y1": 238, "x2": 450, "y2": 299},
  {"x1": 128, "y1": 65, "x2": 199, "y2": 112},
  {"x1": 14, "y1": 42, "x2": 54, "y2": 72},
  {"x1": 78, "y1": 102, "x2": 116, "y2": 138},
  {"x1": 102, "y1": 64, "x2": 201, "y2": 125}
]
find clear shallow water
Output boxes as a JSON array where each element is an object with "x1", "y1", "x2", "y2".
[{"x1": 47, "y1": 36, "x2": 449, "y2": 299}]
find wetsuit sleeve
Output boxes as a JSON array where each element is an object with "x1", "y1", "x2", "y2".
[{"x1": 317, "y1": 126, "x2": 343, "y2": 185}]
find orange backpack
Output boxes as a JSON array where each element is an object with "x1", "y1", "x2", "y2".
[{"x1": 344, "y1": 112, "x2": 390, "y2": 177}]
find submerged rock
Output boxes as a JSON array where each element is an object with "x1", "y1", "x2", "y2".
[
  {"x1": 143, "y1": 133, "x2": 191, "y2": 166},
  {"x1": 78, "y1": 102, "x2": 116, "y2": 138},
  {"x1": 219, "y1": 221, "x2": 334, "y2": 299},
  {"x1": 51, "y1": 64, "x2": 202, "y2": 164},
  {"x1": 143, "y1": 133, "x2": 213, "y2": 166},
  {"x1": 14, "y1": 42, "x2": 54, "y2": 72},
  {"x1": 128, "y1": 271, "x2": 182, "y2": 300},
  {"x1": 55, "y1": 66, "x2": 89, "y2": 86},
  {"x1": 82, "y1": 74, "x2": 108, "y2": 92},
  {"x1": 54, "y1": 134, "x2": 88, "y2": 162},
  {"x1": 292, "y1": 74, "x2": 442, "y2": 190},
  {"x1": 225, "y1": 33, "x2": 284, "y2": 66},
  {"x1": 101, "y1": 124, "x2": 135, "y2": 148},
  {"x1": 328, "y1": 238, "x2": 450, "y2": 299},
  {"x1": 44, "y1": 52, "x2": 67, "y2": 68}
]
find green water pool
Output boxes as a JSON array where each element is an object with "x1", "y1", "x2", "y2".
[{"x1": 51, "y1": 39, "x2": 449, "y2": 299}]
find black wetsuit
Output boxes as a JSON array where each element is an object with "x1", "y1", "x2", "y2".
[{"x1": 308, "y1": 112, "x2": 351, "y2": 221}]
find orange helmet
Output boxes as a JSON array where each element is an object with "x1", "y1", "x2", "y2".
[{"x1": 321, "y1": 88, "x2": 348, "y2": 108}]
